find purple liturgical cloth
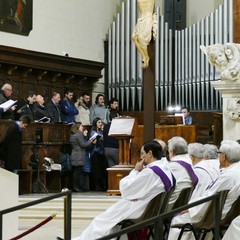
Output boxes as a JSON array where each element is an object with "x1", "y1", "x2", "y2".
[
  {"x1": 149, "y1": 165, "x2": 176, "y2": 191},
  {"x1": 175, "y1": 160, "x2": 199, "y2": 186}
]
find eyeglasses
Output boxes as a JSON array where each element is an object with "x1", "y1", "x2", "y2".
[
  {"x1": 217, "y1": 151, "x2": 225, "y2": 156},
  {"x1": 6, "y1": 89, "x2": 13, "y2": 92}
]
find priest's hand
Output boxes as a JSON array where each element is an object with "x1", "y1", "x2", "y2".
[{"x1": 135, "y1": 159, "x2": 145, "y2": 172}]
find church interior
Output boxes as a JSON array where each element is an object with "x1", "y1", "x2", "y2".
[{"x1": 1, "y1": 0, "x2": 240, "y2": 239}]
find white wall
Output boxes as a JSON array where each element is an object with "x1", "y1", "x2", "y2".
[
  {"x1": 0, "y1": 0, "x2": 122, "y2": 63},
  {"x1": 187, "y1": 0, "x2": 224, "y2": 27},
  {"x1": 0, "y1": 0, "x2": 224, "y2": 61},
  {"x1": 0, "y1": 0, "x2": 124, "y2": 94},
  {"x1": 0, "y1": 0, "x2": 224, "y2": 94},
  {"x1": 154, "y1": 0, "x2": 224, "y2": 27}
]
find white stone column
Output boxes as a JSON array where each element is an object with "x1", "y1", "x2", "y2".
[
  {"x1": 0, "y1": 168, "x2": 18, "y2": 239},
  {"x1": 211, "y1": 80, "x2": 240, "y2": 141}
]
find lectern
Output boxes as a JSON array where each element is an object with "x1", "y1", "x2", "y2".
[{"x1": 106, "y1": 117, "x2": 135, "y2": 195}]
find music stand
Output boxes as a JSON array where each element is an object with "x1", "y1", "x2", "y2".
[
  {"x1": 31, "y1": 128, "x2": 48, "y2": 193},
  {"x1": 106, "y1": 117, "x2": 135, "y2": 195}
]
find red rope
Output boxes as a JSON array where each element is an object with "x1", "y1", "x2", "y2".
[{"x1": 10, "y1": 213, "x2": 57, "y2": 240}]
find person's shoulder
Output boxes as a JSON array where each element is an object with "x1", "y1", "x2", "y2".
[
  {"x1": 90, "y1": 104, "x2": 97, "y2": 110},
  {"x1": 45, "y1": 100, "x2": 53, "y2": 106}
]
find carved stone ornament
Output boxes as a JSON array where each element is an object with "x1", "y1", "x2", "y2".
[
  {"x1": 200, "y1": 43, "x2": 240, "y2": 81},
  {"x1": 226, "y1": 98, "x2": 240, "y2": 120}
]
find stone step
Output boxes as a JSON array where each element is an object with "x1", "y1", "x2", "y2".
[{"x1": 18, "y1": 193, "x2": 120, "y2": 233}]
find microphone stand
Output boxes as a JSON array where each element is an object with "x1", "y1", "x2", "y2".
[{"x1": 32, "y1": 143, "x2": 48, "y2": 193}]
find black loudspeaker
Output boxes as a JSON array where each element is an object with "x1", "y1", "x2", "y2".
[
  {"x1": 35, "y1": 128, "x2": 43, "y2": 144},
  {"x1": 164, "y1": 0, "x2": 186, "y2": 30}
]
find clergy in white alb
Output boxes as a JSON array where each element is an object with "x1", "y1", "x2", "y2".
[
  {"x1": 168, "y1": 140, "x2": 240, "y2": 240},
  {"x1": 222, "y1": 215, "x2": 240, "y2": 240},
  {"x1": 167, "y1": 137, "x2": 195, "y2": 209},
  {"x1": 72, "y1": 140, "x2": 175, "y2": 240},
  {"x1": 189, "y1": 143, "x2": 220, "y2": 200}
]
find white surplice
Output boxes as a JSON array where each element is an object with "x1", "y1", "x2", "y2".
[
  {"x1": 72, "y1": 158, "x2": 174, "y2": 240},
  {"x1": 222, "y1": 215, "x2": 240, "y2": 240},
  {"x1": 168, "y1": 161, "x2": 240, "y2": 240},
  {"x1": 168, "y1": 154, "x2": 193, "y2": 208},
  {"x1": 191, "y1": 159, "x2": 220, "y2": 200}
]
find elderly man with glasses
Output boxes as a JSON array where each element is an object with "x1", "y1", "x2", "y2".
[
  {"x1": 168, "y1": 140, "x2": 240, "y2": 240},
  {"x1": 0, "y1": 83, "x2": 16, "y2": 119}
]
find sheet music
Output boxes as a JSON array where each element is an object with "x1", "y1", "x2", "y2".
[
  {"x1": 0, "y1": 100, "x2": 17, "y2": 109},
  {"x1": 175, "y1": 113, "x2": 185, "y2": 125},
  {"x1": 109, "y1": 118, "x2": 135, "y2": 135}
]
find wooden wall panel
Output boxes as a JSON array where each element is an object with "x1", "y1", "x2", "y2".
[
  {"x1": 0, "y1": 45, "x2": 106, "y2": 102},
  {"x1": 234, "y1": 0, "x2": 240, "y2": 43}
]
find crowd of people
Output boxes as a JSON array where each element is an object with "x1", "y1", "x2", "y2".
[
  {"x1": 2, "y1": 83, "x2": 240, "y2": 239},
  {"x1": 68, "y1": 137, "x2": 240, "y2": 240},
  {"x1": 0, "y1": 83, "x2": 119, "y2": 124},
  {"x1": 0, "y1": 82, "x2": 120, "y2": 192}
]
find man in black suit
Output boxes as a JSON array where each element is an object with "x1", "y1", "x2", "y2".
[{"x1": 0, "y1": 115, "x2": 31, "y2": 173}]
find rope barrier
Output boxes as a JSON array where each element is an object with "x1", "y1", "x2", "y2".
[{"x1": 10, "y1": 213, "x2": 57, "y2": 240}]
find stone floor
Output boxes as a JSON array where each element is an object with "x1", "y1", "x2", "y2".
[{"x1": 16, "y1": 191, "x2": 121, "y2": 240}]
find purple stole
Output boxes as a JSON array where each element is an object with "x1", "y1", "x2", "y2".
[
  {"x1": 194, "y1": 166, "x2": 214, "y2": 181},
  {"x1": 149, "y1": 166, "x2": 176, "y2": 191},
  {"x1": 175, "y1": 160, "x2": 199, "y2": 186}
]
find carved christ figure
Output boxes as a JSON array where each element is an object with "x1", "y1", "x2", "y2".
[{"x1": 132, "y1": 0, "x2": 157, "y2": 69}]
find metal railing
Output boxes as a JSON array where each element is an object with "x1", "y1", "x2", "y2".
[
  {"x1": 0, "y1": 190, "x2": 72, "y2": 240},
  {"x1": 97, "y1": 193, "x2": 222, "y2": 240}
]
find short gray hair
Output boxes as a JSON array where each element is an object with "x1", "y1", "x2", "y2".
[
  {"x1": 188, "y1": 143, "x2": 205, "y2": 158},
  {"x1": 1, "y1": 83, "x2": 12, "y2": 91},
  {"x1": 204, "y1": 144, "x2": 218, "y2": 159},
  {"x1": 219, "y1": 140, "x2": 240, "y2": 163},
  {"x1": 168, "y1": 136, "x2": 188, "y2": 155}
]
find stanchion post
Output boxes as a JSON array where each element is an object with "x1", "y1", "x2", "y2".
[{"x1": 64, "y1": 191, "x2": 72, "y2": 240}]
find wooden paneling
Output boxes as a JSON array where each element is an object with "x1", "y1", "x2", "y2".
[
  {"x1": 0, "y1": 120, "x2": 72, "y2": 193},
  {"x1": 0, "y1": 45, "x2": 106, "y2": 101},
  {"x1": 234, "y1": 0, "x2": 240, "y2": 43},
  {"x1": 213, "y1": 112, "x2": 223, "y2": 147}
]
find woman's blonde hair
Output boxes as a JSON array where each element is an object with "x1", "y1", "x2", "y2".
[{"x1": 70, "y1": 122, "x2": 82, "y2": 134}]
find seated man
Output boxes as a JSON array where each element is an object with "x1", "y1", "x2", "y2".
[
  {"x1": 70, "y1": 140, "x2": 175, "y2": 240},
  {"x1": 168, "y1": 140, "x2": 240, "y2": 240},
  {"x1": 181, "y1": 106, "x2": 192, "y2": 125},
  {"x1": 188, "y1": 143, "x2": 220, "y2": 200},
  {"x1": 167, "y1": 136, "x2": 197, "y2": 209}
]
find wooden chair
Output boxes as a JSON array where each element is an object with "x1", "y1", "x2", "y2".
[
  {"x1": 171, "y1": 190, "x2": 229, "y2": 240},
  {"x1": 116, "y1": 190, "x2": 171, "y2": 240}
]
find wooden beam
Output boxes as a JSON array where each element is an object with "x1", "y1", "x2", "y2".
[
  {"x1": 143, "y1": 41, "x2": 155, "y2": 142},
  {"x1": 234, "y1": 0, "x2": 240, "y2": 43}
]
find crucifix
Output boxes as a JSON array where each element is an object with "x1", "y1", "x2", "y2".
[{"x1": 132, "y1": 0, "x2": 156, "y2": 142}]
